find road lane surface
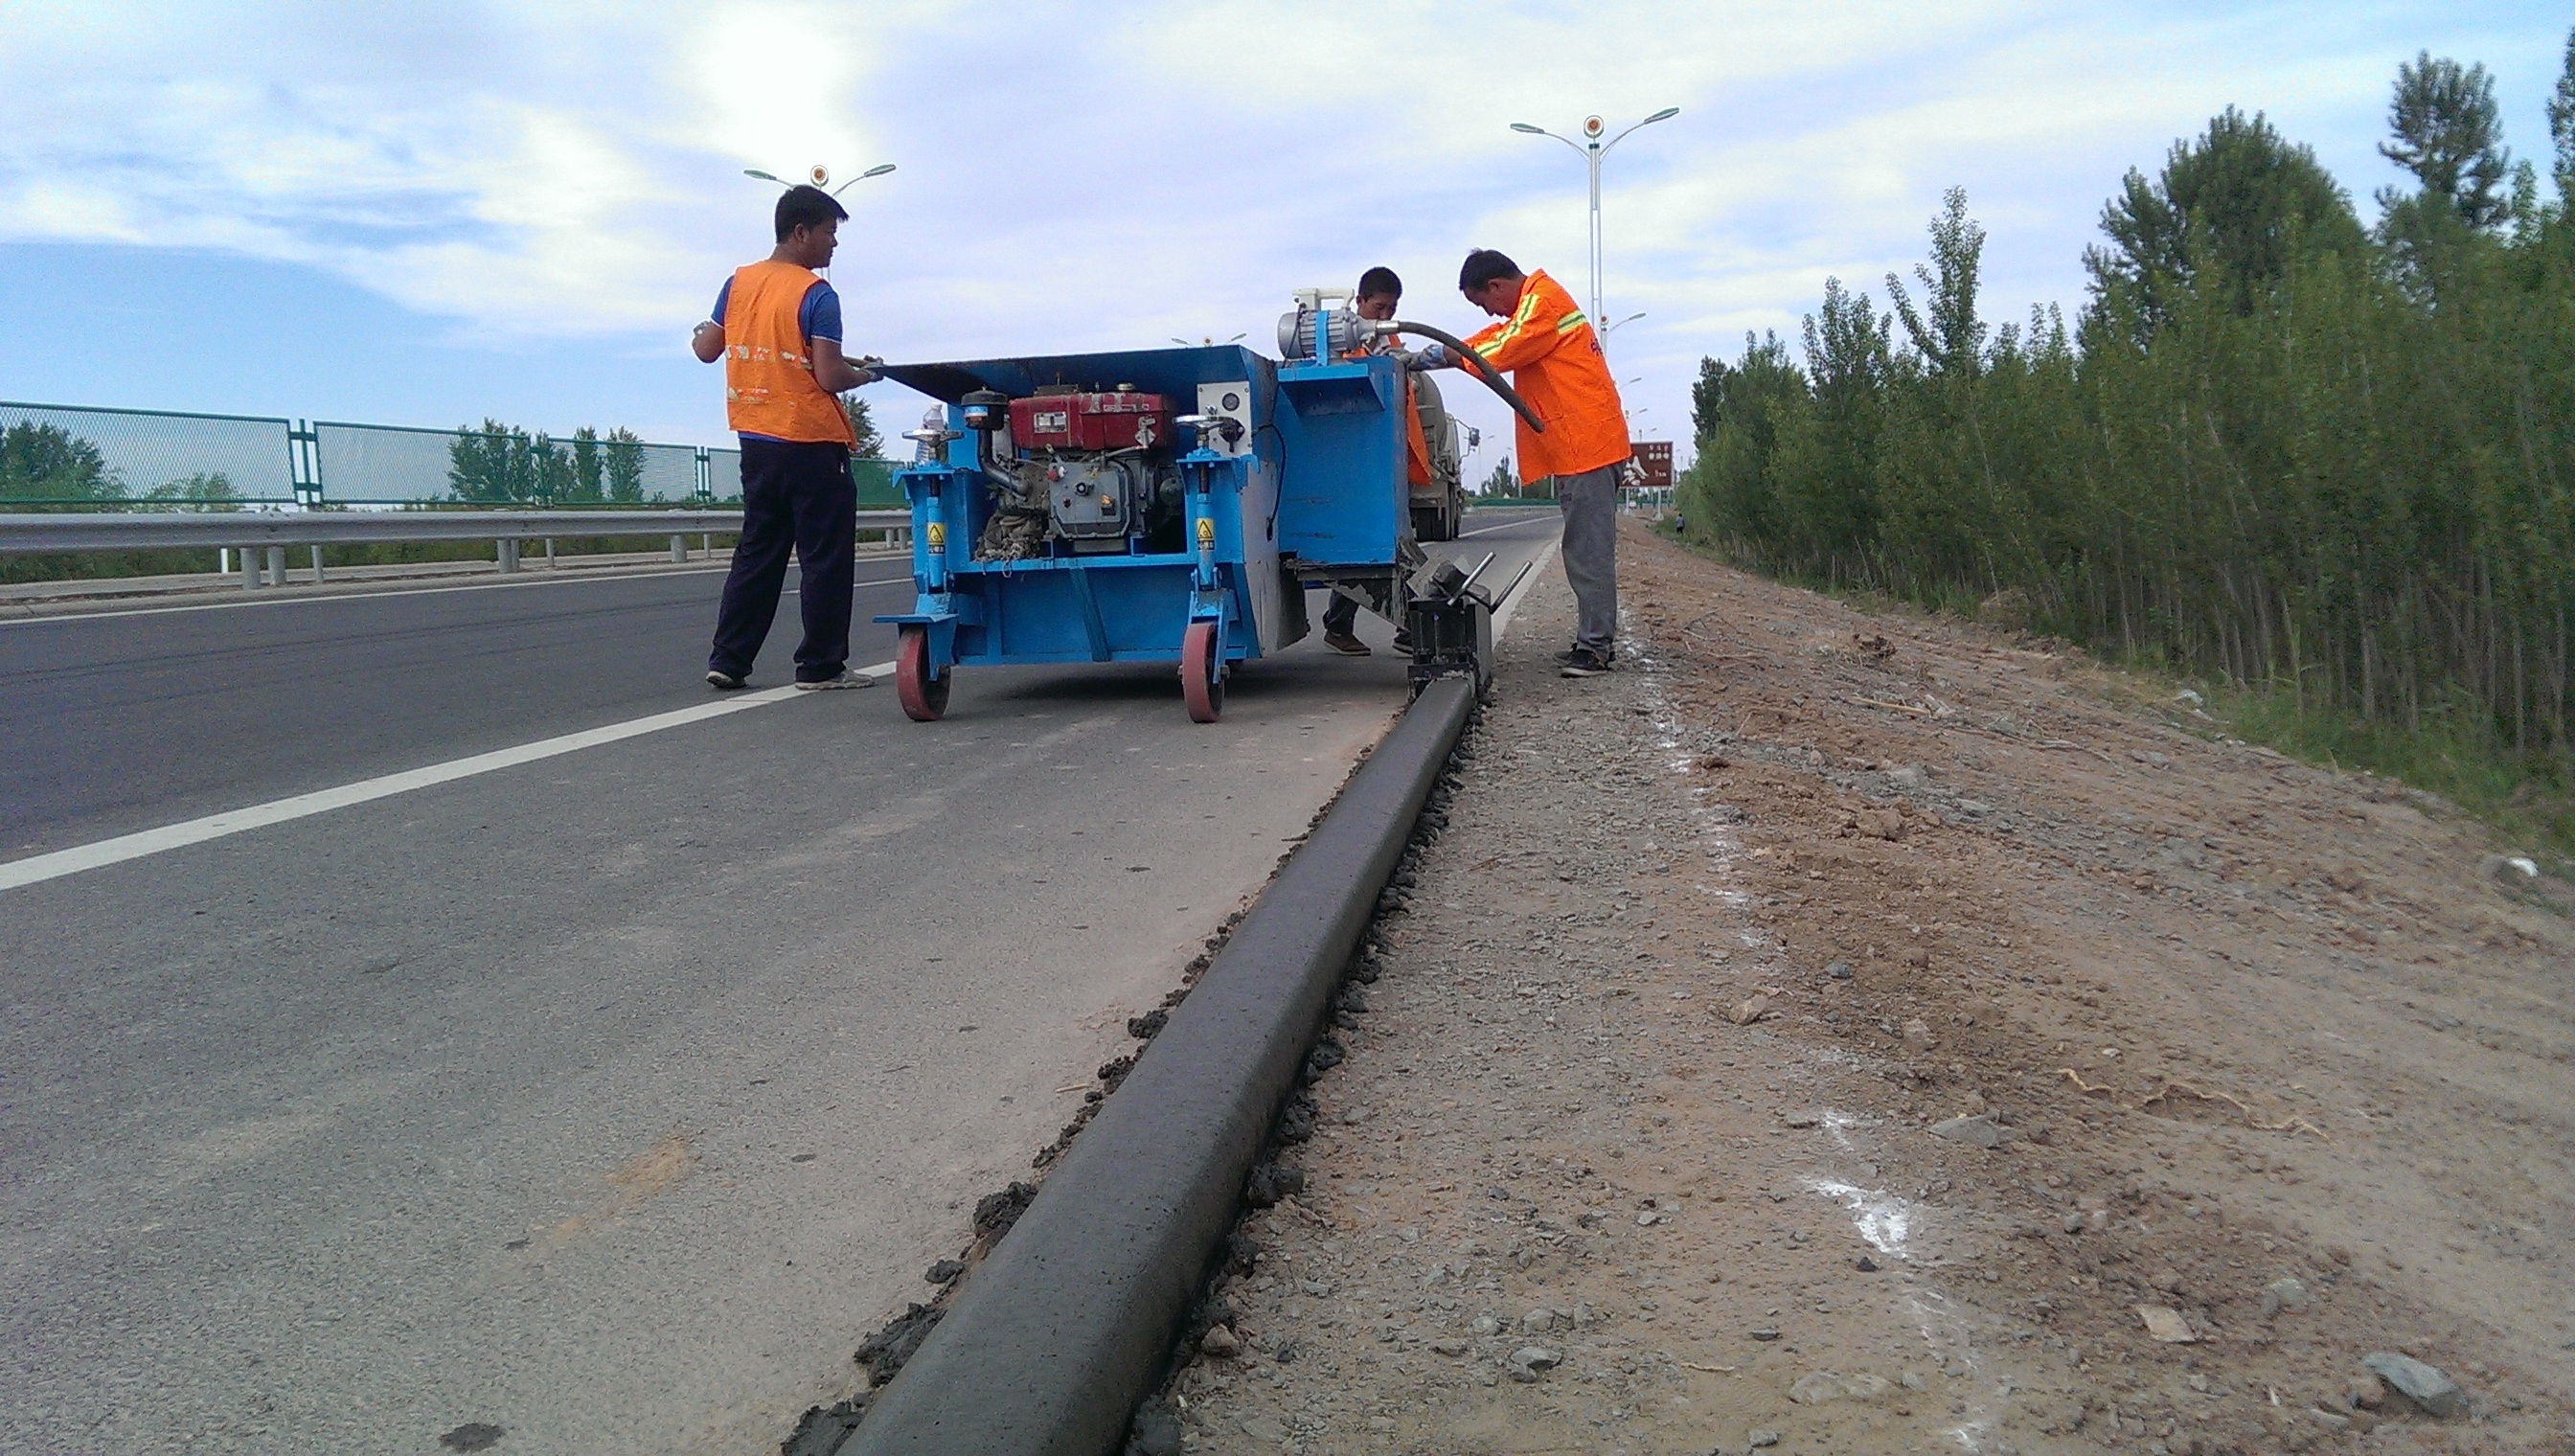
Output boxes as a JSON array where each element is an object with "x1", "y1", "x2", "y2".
[{"x1": 0, "y1": 512, "x2": 1560, "y2": 1454}]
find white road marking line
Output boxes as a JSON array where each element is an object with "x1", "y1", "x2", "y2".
[
  {"x1": 0, "y1": 659, "x2": 900, "y2": 894},
  {"x1": 1459, "y1": 512, "x2": 1555, "y2": 537},
  {"x1": 0, "y1": 564, "x2": 917, "y2": 627}
]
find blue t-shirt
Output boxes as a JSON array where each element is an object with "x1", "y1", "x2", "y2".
[{"x1": 712, "y1": 274, "x2": 847, "y2": 444}]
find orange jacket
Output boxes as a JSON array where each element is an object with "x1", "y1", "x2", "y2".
[
  {"x1": 1459, "y1": 268, "x2": 1629, "y2": 484},
  {"x1": 723, "y1": 260, "x2": 856, "y2": 445},
  {"x1": 1399, "y1": 372, "x2": 1432, "y2": 489},
  {"x1": 1345, "y1": 335, "x2": 1434, "y2": 488}
]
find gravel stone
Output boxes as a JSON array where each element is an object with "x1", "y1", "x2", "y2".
[
  {"x1": 2362, "y1": 1352, "x2": 2466, "y2": 1419},
  {"x1": 1926, "y1": 1113, "x2": 2010, "y2": 1149}
]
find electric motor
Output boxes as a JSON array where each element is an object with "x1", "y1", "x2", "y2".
[{"x1": 1276, "y1": 307, "x2": 1378, "y2": 363}]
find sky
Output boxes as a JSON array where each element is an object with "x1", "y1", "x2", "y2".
[{"x1": 3, "y1": 1, "x2": 2569, "y2": 481}]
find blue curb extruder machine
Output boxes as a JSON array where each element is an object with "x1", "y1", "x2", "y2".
[{"x1": 875, "y1": 297, "x2": 1539, "y2": 722}]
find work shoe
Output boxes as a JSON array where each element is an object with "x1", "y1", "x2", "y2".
[
  {"x1": 1323, "y1": 629, "x2": 1371, "y2": 656},
  {"x1": 1558, "y1": 648, "x2": 1613, "y2": 678},
  {"x1": 706, "y1": 669, "x2": 747, "y2": 691},
  {"x1": 1393, "y1": 630, "x2": 1415, "y2": 654},
  {"x1": 1552, "y1": 647, "x2": 1612, "y2": 670},
  {"x1": 795, "y1": 670, "x2": 877, "y2": 691}
]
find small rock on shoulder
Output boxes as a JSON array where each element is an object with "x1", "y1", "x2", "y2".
[
  {"x1": 2361, "y1": 1352, "x2": 2466, "y2": 1419},
  {"x1": 1788, "y1": 1370, "x2": 1892, "y2": 1404},
  {"x1": 1927, "y1": 1113, "x2": 2011, "y2": 1149}
]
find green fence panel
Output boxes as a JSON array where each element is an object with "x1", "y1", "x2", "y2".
[
  {"x1": 0, "y1": 401, "x2": 295, "y2": 507},
  {"x1": 853, "y1": 457, "x2": 904, "y2": 509}
]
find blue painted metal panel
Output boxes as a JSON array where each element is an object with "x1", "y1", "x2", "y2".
[
  {"x1": 1273, "y1": 355, "x2": 1405, "y2": 568},
  {"x1": 875, "y1": 343, "x2": 1401, "y2": 683}
]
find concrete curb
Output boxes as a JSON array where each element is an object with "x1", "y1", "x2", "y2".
[{"x1": 840, "y1": 676, "x2": 1478, "y2": 1456}]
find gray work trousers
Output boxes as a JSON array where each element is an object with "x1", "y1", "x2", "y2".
[{"x1": 1557, "y1": 462, "x2": 1622, "y2": 656}]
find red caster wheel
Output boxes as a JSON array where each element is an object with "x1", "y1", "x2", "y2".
[
  {"x1": 1180, "y1": 620, "x2": 1225, "y2": 723},
  {"x1": 897, "y1": 626, "x2": 948, "y2": 721}
]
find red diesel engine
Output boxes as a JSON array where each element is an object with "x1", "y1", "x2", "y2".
[
  {"x1": 1008, "y1": 388, "x2": 1173, "y2": 452},
  {"x1": 964, "y1": 384, "x2": 1187, "y2": 558}
]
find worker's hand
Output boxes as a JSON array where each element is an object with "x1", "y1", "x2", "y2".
[{"x1": 1410, "y1": 341, "x2": 1453, "y2": 369}]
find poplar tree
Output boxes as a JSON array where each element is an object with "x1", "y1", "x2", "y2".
[
  {"x1": 2084, "y1": 108, "x2": 2362, "y2": 337},
  {"x1": 2378, "y1": 51, "x2": 2515, "y2": 230}
]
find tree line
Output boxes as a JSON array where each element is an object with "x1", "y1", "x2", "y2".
[
  {"x1": 446, "y1": 421, "x2": 651, "y2": 505},
  {"x1": 1, "y1": 421, "x2": 240, "y2": 509},
  {"x1": 1680, "y1": 35, "x2": 2575, "y2": 768}
]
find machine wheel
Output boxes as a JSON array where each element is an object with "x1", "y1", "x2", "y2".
[
  {"x1": 897, "y1": 626, "x2": 948, "y2": 721},
  {"x1": 1180, "y1": 620, "x2": 1225, "y2": 723}
]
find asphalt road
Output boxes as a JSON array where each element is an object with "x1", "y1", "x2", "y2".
[{"x1": 0, "y1": 510, "x2": 1560, "y2": 1454}]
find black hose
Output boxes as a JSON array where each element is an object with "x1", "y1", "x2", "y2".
[{"x1": 1390, "y1": 321, "x2": 1546, "y2": 434}]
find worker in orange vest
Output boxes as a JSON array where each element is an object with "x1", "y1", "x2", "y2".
[
  {"x1": 691, "y1": 185, "x2": 877, "y2": 691},
  {"x1": 1320, "y1": 265, "x2": 1431, "y2": 657},
  {"x1": 1416, "y1": 249, "x2": 1630, "y2": 677}
]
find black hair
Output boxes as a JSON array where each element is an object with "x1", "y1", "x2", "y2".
[
  {"x1": 1457, "y1": 248, "x2": 1522, "y2": 291},
  {"x1": 1356, "y1": 265, "x2": 1402, "y2": 301},
  {"x1": 775, "y1": 185, "x2": 849, "y2": 242}
]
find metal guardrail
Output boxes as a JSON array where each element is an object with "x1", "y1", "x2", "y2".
[
  {"x1": 1, "y1": 399, "x2": 911, "y2": 511},
  {"x1": 0, "y1": 509, "x2": 913, "y2": 589}
]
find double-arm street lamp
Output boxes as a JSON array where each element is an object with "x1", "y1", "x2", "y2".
[
  {"x1": 744, "y1": 162, "x2": 897, "y2": 194},
  {"x1": 1509, "y1": 109, "x2": 1678, "y2": 346}
]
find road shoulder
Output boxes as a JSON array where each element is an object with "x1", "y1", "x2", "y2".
[{"x1": 1165, "y1": 522, "x2": 2572, "y2": 1454}]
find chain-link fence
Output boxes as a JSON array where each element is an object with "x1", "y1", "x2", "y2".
[
  {"x1": 2, "y1": 399, "x2": 905, "y2": 512},
  {"x1": 0, "y1": 401, "x2": 296, "y2": 507},
  {"x1": 313, "y1": 421, "x2": 712, "y2": 505}
]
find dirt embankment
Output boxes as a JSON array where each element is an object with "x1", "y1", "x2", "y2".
[{"x1": 1158, "y1": 524, "x2": 2574, "y2": 1456}]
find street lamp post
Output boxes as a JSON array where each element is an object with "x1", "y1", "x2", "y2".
[
  {"x1": 1509, "y1": 108, "x2": 1678, "y2": 341},
  {"x1": 743, "y1": 163, "x2": 898, "y2": 195}
]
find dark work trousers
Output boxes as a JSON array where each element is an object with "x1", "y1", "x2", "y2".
[
  {"x1": 1557, "y1": 461, "x2": 1622, "y2": 657},
  {"x1": 708, "y1": 438, "x2": 856, "y2": 683}
]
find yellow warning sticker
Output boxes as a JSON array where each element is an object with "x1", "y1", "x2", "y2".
[
  {"x1": 926, "y1": 521, "x2": 946, "y2": 547},
  {"x1": 1195, "y1": 517, "x2": 1216, "y2": 548}
]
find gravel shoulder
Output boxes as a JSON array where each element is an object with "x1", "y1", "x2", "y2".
[{"x1": 1161, "y1": 522, "x2": 2573, "y2": 1456}]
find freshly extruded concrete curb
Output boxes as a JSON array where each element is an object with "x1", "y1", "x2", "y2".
[{"x1": 840, "y1": 676, "x2": 1478, "y2": 1456}]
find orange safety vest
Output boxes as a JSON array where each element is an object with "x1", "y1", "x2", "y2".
[
  {"x1": 722, "y1": 260, "x2": 856, "y2": 445},
  {"x1": 1345, "y1": 334, "x2": 1434, "y2": 488},
  {"x1": 1397, "y1": 372, "x2": 1433, "y2": 489},
  {"x1": 1459, "y1": 269, "x2": 1629, "y2": 484}
]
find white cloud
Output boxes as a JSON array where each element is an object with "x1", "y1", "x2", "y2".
[{"x1": 1, "y1": 1, "x2": 2567, "y2": 455}]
